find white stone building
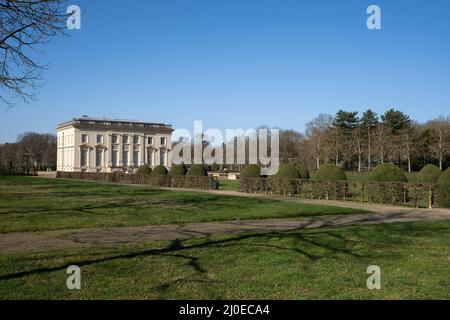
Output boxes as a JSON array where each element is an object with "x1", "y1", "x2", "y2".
[{"x1": 56, "y1": 116, "x2": 173, "y2": 172}]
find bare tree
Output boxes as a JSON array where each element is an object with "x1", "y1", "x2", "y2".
[
  {"x1": 426, "y1": 116, "x2": 450, "y2": 170},
  {"x1": 305, "y1": 114, "x2": 332, "y2": 170},
  {"x1": 0, "y1": 0, "x2": 69, "y2": 107}
]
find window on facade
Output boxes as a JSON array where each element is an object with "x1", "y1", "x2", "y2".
[
  {"x1": 147, "y1": 137, "x2": 153, "y2": 145},
  {"x1": 133, "y1": 150, "x2": 139, "y2": 166},
  {"x1": 80, "y1": 149, "x2": 88, "y2": 167},
  {"x1": 81, "y1": 134, "x2": 88, "y2": 144},
  {"x1": 160, "y1": 150, "x2": 166, "y2": 166},
  {"x1": 123, "y1": 150, "x2": 129, "y2": 166},
  {"x1": 133, "y1": 136, "x2": 139, "y2": 144},
  {"x1": 160, "y1": 137, "x2": 166, "y2": 145},
  {"x1": 123, "y1": 135, "x2": 129, "y2": 144},
  {"x1": 112, "y1": 150, "x2": 118, "y2": 167},
  {"x1": 97, "y1": 134, "x2": 103, "y2": 144},
  {"x1": 96, "y1": 149, "x2": 103, "y2": 167},
  {"x1": 112, "y1": 134, "x2": 118, "y2": 144}
]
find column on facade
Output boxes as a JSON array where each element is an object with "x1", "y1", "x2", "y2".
[
  {"x1": 118, "y1": 134, "x2": 123, "y2": 167},
  {"x1": 107, "y1": 133, "x2": 112, "y2": 168},
  {"x1": 130, "y1": 134, "x2": 135, "y2": 168},
  {"x1": 140, "y1": 134, "x2": 145, "y2": 166}
]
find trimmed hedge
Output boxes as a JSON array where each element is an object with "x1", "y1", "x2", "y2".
[
  {"x1": 136, "y1": 165, "x2": 152, "y2": 175},
  {"x1": 313, "y1": 164, "x2": 347, "y2": 181},
  {"x1": 56, "y1": 171, "x2": 214, "y2": 190},
  {"x1": 151, "y1": 165, "x2": 168, "y2": 176},
  {"x1": 240, "y1": 164, "x2": 261, "y2": 177},
  {"x1": 417, "y1": 164, "x2": 441, "y2": 183},
  {"x1": 239, "y1": 177, "x2": 435, "y2": 207},
  {"x1": 438, "y1": 168, "x2": 450, "y2": 208},
  {"x1": 187, "y1": 164, "x2": 208, "y2": 176},
  {"x1": 369, "y1": 164, "x2": 407, "y2": 182},
  {"x1": 169, "y1": 164, "x2": 187, "y2": 176}
]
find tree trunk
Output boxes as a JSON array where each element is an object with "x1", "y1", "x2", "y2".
[{"x1": 368, "y1": 127, "x2": 371, "y2": 171}]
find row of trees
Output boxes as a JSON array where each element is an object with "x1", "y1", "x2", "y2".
[
  {"x1": 280, "y1": 109, "x2": 450, "y2": 173},
  {"x1": 0, "y1": 132, "x2": 57, "y2": 171}
]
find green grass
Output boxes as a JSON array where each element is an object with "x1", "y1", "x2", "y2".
[
  {"x1": 1, "y1": 220, "x2": 449, "y2": 299},
  {"x1": 218, "y1": 179, "x2": 240, "y2": 191},
  {"x1": 0, "y1": 176, "x2": 366, "y2": 233}
]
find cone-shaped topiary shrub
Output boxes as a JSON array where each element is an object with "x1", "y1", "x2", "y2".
[
  {"x1": 187, "y1": 164, "x2": 208, "y2": 176},
  {"x1": 295, "y1": 164, "x2": 310, "y2": 179},
  {"x1": 313, "y1": 163, "x2": 347, "y2": 181},
  {"x1": 169, "y1": 163, "x2": 187, "y2": 176},
  {"x1": 240, "y1": 164, "x2": 261, "y2": 177},
  {"x1": 275, "y1": 163, "x2": 301, "y2": 178},
  {"x1": 151, "y1": 165, "x2": 168, "y2": 176},
  {"x1": 369, "y1": 163, "x2": 407, "y2": 182},
  {"x1": 438, "y1": 168, "x2": 450, "y2": 208},
  {"x1": 136, "y1": 165, "x2": 152, "y2": 175},
  {"x1": 417, "y1": 164, "x2": 441, "y2": 183}
]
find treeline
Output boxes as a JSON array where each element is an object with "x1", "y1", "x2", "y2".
[
  {"x1": 0, "y1": 132, "x2": 57, "y2": 171},
  {"x1": 279, "y1": 109, "x2": 450, "y2": 173}
]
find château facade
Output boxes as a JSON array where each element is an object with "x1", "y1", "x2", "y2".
[{"x1": 56, "y1": 116, "x2": 173, "y2": 172}]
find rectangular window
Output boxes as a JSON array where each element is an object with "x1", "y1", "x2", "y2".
[
  {"x1": 133, "y1": 136, "x2": 139, "y2": 144},
  {"x1": 160, "y1": 137, "x2": 166, "y2": 145},
  {"x1": 123, "y1": 150, "x2": 129, "y2": 166},
  {"x1": 80, "y1": 149, "x2": 88, "y2": 167},
  {"x1": 81, "y1": 134, "x2": 88, "y2": 144},
  {"x1": 112, "y1": 134, "x2": 118, "y2": 144},
  {"x1": 123, "y1": 135, "x2": 129, "y2": 144},
  {"x1": 96, "y1": 149, "x2": 103, "y2": 167},
  {"x1": 112, "y1": 150, "x2": 118, "y2": 167},
  {"x1": 96, "y1": 134, "x2": 103, "y2": 144},
  {"x1": 147, "y1": 137, "x2": 153, "y2": 145},
  {"x1": 160, "y1": 150, "x2": 166, "y2": 166},
  {"x1": 133, "y1": 150, "x2": 139, "y2": 166}
]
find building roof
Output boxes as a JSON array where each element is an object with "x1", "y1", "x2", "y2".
[{"x1": 57, "y1": 116, "x2": 172, "y2": 131}]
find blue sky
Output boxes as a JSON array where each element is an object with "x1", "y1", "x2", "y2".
[{"x1": 1, "y1": 0, "x2": 449, "y2": 143}]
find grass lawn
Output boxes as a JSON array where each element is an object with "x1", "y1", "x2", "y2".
[
  {"x1": 218, "y1": 179, "x2": 239, "y2": 191},
  {"x1": 0, "y1": 220, "x2": 449, "y2": 299},
  {"x1": 0, "y1": 176, "x2": 366, "y2": 233}
]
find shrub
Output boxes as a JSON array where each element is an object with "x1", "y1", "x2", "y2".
[
  {"x1": 275, "y1": 163, "x2": 301, "y2": 178},
  {"x1": 417, "y1": 164, "x2": 441, "y2": 183},
  {"x1": 313, "y1": 164, "x2": 347, "y2": 181},
  {"x1": 438, "y1": 168, "x2": 450, "y2": 208},
  {"x1": 240, "y1": 164, "x2": 261, "y2": 177},
  {"x1": 187, "y1": 164, "x2": 208, "y2": 176},
  {"x1": 151, "y1": 165, "x2": 168, "y2": 176},
  {"x1": 368, "y1": 164, "x2": 407, "y2": 204},
  {"x1": 369, "y1": 164, "x2": 407, "y2": 182},
  {"x1": 136, "y1": 165, "x2": 152, "y2": 175},
  {"x1": 169, "y1": 164, "x2": 187, "y2": 176},
  {"x1": 295, "y1": 164, "x2": 310, "y2": 179}
]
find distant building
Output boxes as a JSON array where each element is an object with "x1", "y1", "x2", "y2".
[{"x1": 56, "y1": 116, "x2": 173, "y2": 172}]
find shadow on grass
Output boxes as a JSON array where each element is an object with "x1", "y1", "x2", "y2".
[{"x1": 2, "y1": 221, "x2": 436, "y2": 283}]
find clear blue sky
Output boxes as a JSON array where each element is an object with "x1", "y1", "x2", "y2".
[{"x1": 1, "y1": 0, "x2": 449, "y2": 143}]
